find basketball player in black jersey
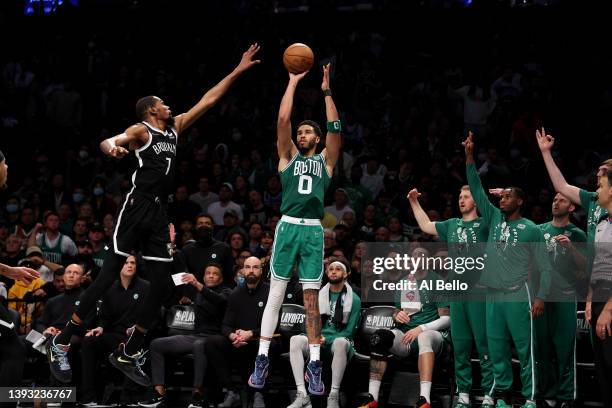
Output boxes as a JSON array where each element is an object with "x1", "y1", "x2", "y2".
[{"x1": 47, "y1": 44, "x2": 261, "y2": 386}]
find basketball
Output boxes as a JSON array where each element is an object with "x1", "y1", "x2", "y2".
[{"x1": 283, "y1": 43, "x2": 314, "y2": 74}]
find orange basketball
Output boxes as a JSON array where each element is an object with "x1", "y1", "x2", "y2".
[{"x1": 283, "y1": 43, "x2": 314, "y2": 74}]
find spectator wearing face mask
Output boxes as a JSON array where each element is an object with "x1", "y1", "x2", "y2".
[
  {"x1": 90, "y1": 178, "x2": 117, "y2": 221},
  {"x1": 179, "y1": 214, "x2": 234, "y2": 285}
]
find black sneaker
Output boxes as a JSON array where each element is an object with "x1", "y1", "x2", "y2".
[
  {"x1": 46, "y1": 335, "x2": 72, "y2": 383},
  {"x1": 108, "y1": 343, "x2": 151, "y2": 387},
  {"x1": 137, "y1": 393, "x2": 166, "y2": 408}
]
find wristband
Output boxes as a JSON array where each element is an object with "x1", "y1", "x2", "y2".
[
  {"x1": 323, "y1": 89, "x2": 332, "y2": 97},
  {"x1": 327, "y1": 120, "x2": 342, "y2": 133}
]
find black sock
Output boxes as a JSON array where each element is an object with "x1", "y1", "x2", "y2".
[
  {"x1": 123, "y1": 328, "x2": 146, "y2": 355},
  {"x1": 55, "y1": 319, "x2": 80, "y2": 345}
]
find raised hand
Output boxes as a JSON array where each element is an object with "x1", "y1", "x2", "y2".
[
  {"x1": 462, "y1": 131, "x2": 475, "y2": 158},
  {"x1": 321, "y1": 63, "x2": 331, "y2": 92},
  {"x1": 236, "y1": 43, "x2": 261, "y2": 73},
  {"x1": 289, "y1": 69, "x2": 309, "y2": 82},
  {"x1": 488, "y1": 188, "x2": 504, "y2": 197},
  {"x1": 536, "y1": 127, "x2": 554, "y2": 152},
  {"x1": 406, "y1": 188, "x2": 421, "y2": 201}
]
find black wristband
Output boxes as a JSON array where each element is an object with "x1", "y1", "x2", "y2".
[{"x1": 323, "y1": 89, "x2": 332, "y2": 97}]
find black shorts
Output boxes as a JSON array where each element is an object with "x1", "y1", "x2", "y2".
[{"x1": 112, "y1": 191, "x2": 172, "y2": 262}]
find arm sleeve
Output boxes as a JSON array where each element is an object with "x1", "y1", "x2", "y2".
[
  {"x1": 466, "y1": 163, "x2": 498, "y2": 223},
  {"x1": 420, "y1": 315, "x2": 450, "y2": 332},
  {"x1": 434, "y1": 220, "x2": 450, "y2": 242}
]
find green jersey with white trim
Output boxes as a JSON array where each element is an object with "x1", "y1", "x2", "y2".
[{"x1": 280, "y1": 153, "x2": 331, "y2": 219}]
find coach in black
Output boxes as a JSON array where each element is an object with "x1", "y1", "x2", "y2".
[
  {"x1": 46, "y1": 44, "x2": 261, "y2": 386},
  {"x1": 204, "y1": 256, "x2": 274, "y2": 408}
]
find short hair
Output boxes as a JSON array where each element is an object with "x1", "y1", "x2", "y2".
[
  {"x1": 605, "y1": 169, "x2": 612, "y2": 187},
  {"x1": 297, "y1": 120, "x2": 322, "y2": 138},
  {"x1": 601, "y1": 158, "x2": 612, "y2": 168},
  {"x1": 205, "y1": 262, "x2": 223, "y2": 273},
  {"x1": 460, "y1": 185, "x2": 471, "y2": 192},
  {"x1": 43, "y1": 210, "x2": 59, "y2": 222},
  {"x1": 196, "y1": 213, "x2": 214, "y2": 226},
  {"x1": 508, "y1": 186, "x2": 526, "y2": 201},
  {"x1": 135, "y1": 96, "x2": 158, "y2": 121}
]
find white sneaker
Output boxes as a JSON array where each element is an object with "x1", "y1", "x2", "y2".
[
  {"x1": 217, "y1": 391, "x2": 241, "y2": 408},
  {"x1": 326, "y1": 392, "x2": 340, "y2": 408},
  {"x1": 287, "y1": 391, "x2": 312, "y2": 408}
]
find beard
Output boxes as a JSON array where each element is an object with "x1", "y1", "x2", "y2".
[
  {"x1": 166, "y1": 114, "x2": 175, "y2": 127},
  {"x1": 246, "y1": 274, "x2": 259, "y2": 284},
  {"x1": 328, "y1": 277, "x2": 344, "y2": 284},
  {"x1": 297, "y1": 140, "x2": 316, "y2": 154}
]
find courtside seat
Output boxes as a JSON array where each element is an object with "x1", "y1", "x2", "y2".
[
  {"x1": 278, "y1": 303, "x2": 306, "y2": 359},
  {"x1": 353, "y1": 305, "x2": 397, "y2": 363}
]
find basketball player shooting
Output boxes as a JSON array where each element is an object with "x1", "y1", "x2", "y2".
[
  {"x1": 46, "y1": 44, "x2": 261, "y2": 386},
  {"x1": 248, "y1": 63, "x2": 341, "y2": 396}
]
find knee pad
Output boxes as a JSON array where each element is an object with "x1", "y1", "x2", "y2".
[{"x1": 370, "y1": 329, "x2": 394, "y2": 360}]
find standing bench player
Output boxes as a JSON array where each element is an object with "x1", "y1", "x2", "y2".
[
  {"x1": 248, "y1": 63, "x2": 341, "y2": 395},
  {"x1": 46, "y1": 44, "x2": 261, "y2": 386}
]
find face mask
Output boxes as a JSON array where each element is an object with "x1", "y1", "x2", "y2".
[
  {"x1": 79, "y1": 150, "x2": 89, "y2": 159},
  {"x1": 93, "y1": 187, "x2": 104, "y2": 197},
  {"x1": 236, "y1": 276, "x2": 246, "y2": 287},
  {"x1": 6, "y1": 204, "x2": 18, "y2": 214},
  {"x1": 196, "y1": 226, "x2": 213, "y2": 245},
  {"x1": 73, "y1": 193, "x2": 85, "y2": 203}
]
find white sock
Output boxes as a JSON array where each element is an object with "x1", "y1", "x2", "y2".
[
  {"x1": 368, "y1": 379, "x2": 381, "y2": 401},
  {"x1": 258, "y1": 339, "x2": 270, "y2": 356},
  {"x1": 458, "y1": 393, "x2": 470, "y2": 404},
  {"x1": 545, "y1": 400, "x2": 556, "y2": 407},
  {"x1": 420, "y1": 381, "x2": 432, "y2": 403},
  {"x1": 483, "y1": 395, "x2": 495, "y2": 405},
  {"x1": 297, "y1": 384, "x2": 307, "y2": 395},
  {"x1": 309, "y1": 343, "x2": 320, "y2": 361},
  {"x1": 330, "y1": 386, "x2": 340, "y2": 396}
]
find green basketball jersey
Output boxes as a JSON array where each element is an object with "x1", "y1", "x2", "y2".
[
  {"x1": 280, "y1": 153, "x2": 331, "y2": 219},
  {"x1": 537, "y1": 221, "x2": 587, "y2": 295},
  {"x1": 435, "y1": 217, "x2": 489, "y2": 286}
]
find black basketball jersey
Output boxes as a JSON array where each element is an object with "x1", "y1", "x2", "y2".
[{"x1": 130, "y1": 121, "x2": 177, "y2": 197}]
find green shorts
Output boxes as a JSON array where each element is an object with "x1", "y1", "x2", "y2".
[{"x1": 270, "y1": 215, "x2": 324, "y2": 286}]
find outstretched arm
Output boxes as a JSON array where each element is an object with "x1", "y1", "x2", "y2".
[
  {"x1": 99, "y1": 124, "x2": 148, "y2": 158},
  {"x1": 174, "y1": 44, "x2": 261, "y2": 135},
  {"x1": 277, "y1": 70, "x2": 307, "y2": 171},
  {"x1": 463, "y1": 132, "x2": 497, "y2": 222},
  {"x1": 536, "y1": 127, "x2": 581, "y2": 204},
  {"x1": 407, "y1": 188, "x2": 438, "y2": 236},
  {"x1": 320, "y1": 63, "x2": 341, "y2": 173}
]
